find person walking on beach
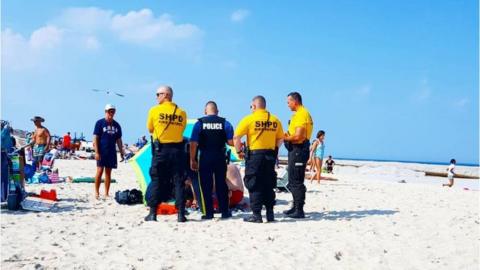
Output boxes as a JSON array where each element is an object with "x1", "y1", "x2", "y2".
[
  {"x1": 443, "y1": 159, "x2": 456, "y2": 187},
  {"x1": 283, "y1": 92, "x2": 313, "y2": 219},
  {"x1": 31, "y1": 116, "x2": 51, "y2": 171},
  {"x1": 144, "y1": 86, "x2": 188, "y2": 222},
  {"x1": 309, "y1": 130, "x2": 325, "y2": 182},
  {"x1": 325, "y1": 155, "x2": 335, "y2": 174},
  {"x1": 234, "y1": 95, "x2": 284, "y2": 223},
  {"x1": 189, "y1": 101, "x2": 234, "y2": 220},
  {"x1": 93, "y1": 104, "x2": 124, "y2": 200}
]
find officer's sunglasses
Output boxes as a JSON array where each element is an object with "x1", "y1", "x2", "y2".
[{"x1": 156, "y1": 92, "x2": 167, "y2": 97}]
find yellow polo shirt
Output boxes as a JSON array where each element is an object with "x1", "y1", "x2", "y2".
[
  {"x1": 234, "y1": 109, "x2": 284, "y2": 150},
  {"x1": 287, "y1": 105, "x2": 313, "y2": 143},
  {"x1": 147, "y1": 101, "x2": 187, "y2": 143}
]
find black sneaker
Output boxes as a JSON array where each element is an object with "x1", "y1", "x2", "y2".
[
  {"x1": 266, "y1": 209, "x2": 275, "y2": 222},
  {"x1": 243, "y1": 214, "x2": 263, "y2": 223},
  {"x1": 144, "y1": 213, "x2": 157, "y2": 222},
  {"x1": 286, "y1": 208, "x2": 305, "y2": 219},
  {"x1": 201, "y1": 214, "x2": 214, "y2": 220},
  {"x1": 177, "y1": 214, "x2": 187, "y2": 223},
  {"x1": 221, "y1": 212, "x2": 232, "y2": 219},
  {"x1": 283, "y1": 205, "x2": 295, "y2": 215}
]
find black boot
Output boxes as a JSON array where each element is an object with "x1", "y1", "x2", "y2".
[
  {"x1": 144, "y1": 207, "x2": 157, "y2": 222},
  {"x1": 243, "y1": 212, "x2": 263, "y2": 223},
  {"x1": 283, "y1": 203, "x2": 296, "y2": 215},
  {"x1": 201, "y1": 214, "x2": 214, "y2": 220},
  {"x1": 177, "y1": 208, "x2": 187, "y2": 223},
  {"x1": 286, "y1": 203, "x2": 305, "y2": 219},
  {"x1": 266, "y1": 207, "x2": 275, "y2": 222},
  {"x1": 221, "y1": 211, "x2": 232, "y2": 219}
]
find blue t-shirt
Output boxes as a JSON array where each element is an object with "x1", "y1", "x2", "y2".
[
  {"x1": 93, "y1": 119, "x2": 122, "y2": 157},
  {"x1": 190, "y1": 116, "x2": 234, "y2": 143}
]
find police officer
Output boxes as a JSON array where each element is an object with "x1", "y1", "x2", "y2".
[
  {"x1": 144, "y1": 86, "x2": 188, "y2": 222},
  {"x1": 189, "y1": 101, "x2": 234, "y2": 219},
  {"x1": 234, "y1": 95, "x2": 284, "y2": 223},
  {"x1": 283, "y1": 92, "x2": 313, "y2": 219}
]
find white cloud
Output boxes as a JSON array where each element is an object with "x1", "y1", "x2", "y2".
[
  {"x1": 2, "y1": 7, "x2": 204, "y2": 70},
  {"x1": 2, "y1": 26, "x2": 63, "y2": 70},
  {"x1": 30, "y1": 26, "x2": 63, "y2": 49},
  {"x1": 57, "y1": 7, "x2": 113, "y2": 33},
  {"x1": 111, "y1": 9, "x2": 202, "y2": 48},
  {"x1": 231, "y1": 9, "x2": 250, "y2": 23}
]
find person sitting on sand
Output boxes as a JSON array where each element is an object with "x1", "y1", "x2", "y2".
[
  {"x1": 225, "y1": 163, "x2": 244, "y2": 206},
  {"x1": 325, "y1": 155, "x2": 335, "y2": 174},
  {"x1": 309, "y1": 130, "x2": 325, "y2": 182},
  {"x1": 443, "y1": 159, "x2": 456, "y2": 187},
  {"x1": 31, "y1": 116, "x2": 51, "y2": 171}
]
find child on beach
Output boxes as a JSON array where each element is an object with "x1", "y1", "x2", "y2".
[
  {"x1": 309, "y1": 130, "x2": 325, "y2": 182},
  {"x1": 443, "y1": 159, "x2": 456, "y2": 187},
  {"x1": 325, "y1": 155, "x2": 335, "y2": 174}
]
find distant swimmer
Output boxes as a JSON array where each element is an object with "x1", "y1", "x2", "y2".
[{"x1": 283, "y1": 92, "x2": 313, "y2": 219}]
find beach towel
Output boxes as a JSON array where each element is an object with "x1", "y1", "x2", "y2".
[
  {"x1": 72, "y1": 177, "x2": 117, "y2": 183},
  {"x1": 21, "y1": 196, "x2": 55, "y2": 211}
]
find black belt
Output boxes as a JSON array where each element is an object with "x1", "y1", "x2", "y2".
[
  {"x1": 153, "y1": 141, "x2": 184, "y2": 150},
  {"x1": 249, "y1": 149, "x2": 275, "y2": 155},
  {"x1": 291, "y1": 141, "x2": 309, "y2": 148}
]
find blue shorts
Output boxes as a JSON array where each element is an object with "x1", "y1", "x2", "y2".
[{"x1": 97, "y1": 154, "x2": 117, "y2": 169}]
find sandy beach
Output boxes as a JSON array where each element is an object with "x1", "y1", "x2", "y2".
[{"x1": 1, "y1": 159, "x2": 478, "y2": 270}]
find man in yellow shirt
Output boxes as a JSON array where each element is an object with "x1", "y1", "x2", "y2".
[
  {"x1": 283, "y1": 92, "x2": 313, "y2": 219},
  {"x1": 145, "y1": 86, "x2": 188, "y2": 222},
  {"x1": 234, "y1": 95, "x2": 284, "y2": 223}
]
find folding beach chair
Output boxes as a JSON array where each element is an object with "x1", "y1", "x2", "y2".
[
  {"x1": 276, "y1": 166, "x2": 290, "y2": 192},
  {"x1": 41, "y1": 153, "x2": 55, "y2": 171}
]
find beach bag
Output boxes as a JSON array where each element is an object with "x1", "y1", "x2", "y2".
[
  {"x1": 39, "y1": 172, "x2": 50, "y2": 184},
  {"x1": 128, "y1": 189, "x2": 143, "y2": 204},
  {"x1": 115, "y1": 189, "x2": 143, "y2": 205},
  {"x1": 24, "y1": 164, "x2": 35, "y2": 181}
]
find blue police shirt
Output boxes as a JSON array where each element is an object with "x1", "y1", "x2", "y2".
[
  {"x1": 190, "y1": 116, "x2": 234, "y2": 143},
  {"x1": 93, "y1": 118, "x2": 122, "y2": 157}
]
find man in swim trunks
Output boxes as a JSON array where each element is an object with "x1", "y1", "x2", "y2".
[{"x1": 31, "y1": 116, "x2": 51, "y2": 171}]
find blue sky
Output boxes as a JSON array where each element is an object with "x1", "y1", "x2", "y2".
[{"x1": 2, "y1": 1, "x2": 478, "y2": 164}]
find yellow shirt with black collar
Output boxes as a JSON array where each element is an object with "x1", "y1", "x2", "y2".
[
  {"x1": 235, "y1": 109, "x2": 284, "y2": 150},
  {"x1": 147, "y1": 101, "x2": 187, "y2": 143},
  {"x1": 287, "y1": 105, "x2": 313, "y2": 144}
]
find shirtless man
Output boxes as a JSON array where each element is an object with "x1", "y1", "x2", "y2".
[{"x1": 31, "y1": 116, "x2": 51, "y2": 171}]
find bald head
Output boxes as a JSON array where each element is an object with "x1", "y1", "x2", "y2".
[
  {"x1": 252, "y1": 95, "x2": 266, "y2": 109},
  {"x1": 156, "y1": 85, "x2": 173, "y2": 103},
  {"x1": 204, "y1": 101, "x2": 218, "y2": 115}
]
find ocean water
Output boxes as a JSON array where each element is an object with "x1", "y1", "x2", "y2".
[{"x1": 334, "y1": 157, "x2": 479, "y2": 167}]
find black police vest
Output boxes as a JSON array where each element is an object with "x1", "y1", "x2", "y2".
[{"x1": 198, "y1": 116, "x2": 227, "y2": 152}]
